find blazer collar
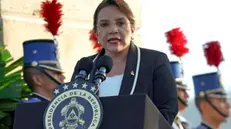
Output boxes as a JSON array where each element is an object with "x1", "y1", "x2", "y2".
[{"x1": 91, "y1": 42, "x2": 139, "y2": 95}]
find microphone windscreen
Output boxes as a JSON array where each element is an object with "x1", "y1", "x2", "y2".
[
  {"x1": 75, "y1": 57, "x2": 93, "y2": 74},
  {"x1": 96, "y1": 55, "x2": 113, "y2": 74}
]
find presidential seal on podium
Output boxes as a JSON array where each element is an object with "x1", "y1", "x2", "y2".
[
  {"x1": 43, "y1": 80, "x2": 103, "y2": 129},
  {"x1": 43, "y1": 55, "x2": 113, "y2": 129}
]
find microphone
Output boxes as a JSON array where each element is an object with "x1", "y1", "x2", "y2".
[
  {"x1": 94, "y1": 55, "x2": 113, "y2": 86},
  {"x1": 74, "y1": 57, "x2": 93, "y2": 81}
]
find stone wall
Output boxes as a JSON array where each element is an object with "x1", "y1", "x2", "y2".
[{"x1": 1, "y1": 0, "x2": 143, "y2": 81}]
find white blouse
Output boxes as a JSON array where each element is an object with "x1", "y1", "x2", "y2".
[{"x1": 99, "y1": 74, "x2": 124, "y2": 97}]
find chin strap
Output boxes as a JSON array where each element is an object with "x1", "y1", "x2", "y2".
[
  {"x1": 204, "y1": 93, "x2": 229, "y2": 118},
  {"x1": 36, "y1": 67, "x2": 62, "y2": 86},
  {"x1": 178, "y1": 96, "x2": 188, "y2": 107}
]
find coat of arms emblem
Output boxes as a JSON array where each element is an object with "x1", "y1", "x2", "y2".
[
  {"x1": 43, "y1": 80, "x2": 103, "y2": 129},
  {"x1": 44, "y1": 56, "x2": 113, "y2": 129}
]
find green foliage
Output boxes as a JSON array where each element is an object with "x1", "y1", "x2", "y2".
[{"x1": 0, "y1": 46, "x2": 31, "y2": 128}]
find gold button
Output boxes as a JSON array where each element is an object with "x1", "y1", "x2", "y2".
[{"x1": 131, "y1": 71, "x2": 134, "y2": 76}]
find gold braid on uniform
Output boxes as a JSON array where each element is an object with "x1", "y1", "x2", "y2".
[{"x1": 174, "y1": 116, "x2": 184, "y2": 129}]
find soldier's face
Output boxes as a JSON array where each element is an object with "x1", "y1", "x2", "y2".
[
  {"x1": 177, "y1": 88, "x2": 189, "y2": 112},
  {"x1": 204, "y1": 97, "x2": 230, "y2": 122}
]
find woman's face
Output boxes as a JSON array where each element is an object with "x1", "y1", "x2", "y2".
[{"x1": 96, "y1": 5, "x2": 134, "y2": 53}]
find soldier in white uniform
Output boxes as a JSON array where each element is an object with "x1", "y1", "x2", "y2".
[{"x1": 170, "y1": 61, "x2": 191, "y2": 129}]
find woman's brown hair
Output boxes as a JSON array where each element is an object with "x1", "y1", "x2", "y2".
[{"x1": 93, "y1": 0, "x2": 135, "y2": 32}]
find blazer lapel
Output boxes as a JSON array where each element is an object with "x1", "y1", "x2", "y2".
[{"x1": 119, "y1": 43, "x2": 138, "y2": 95}]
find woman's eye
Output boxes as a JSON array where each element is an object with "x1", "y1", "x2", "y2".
[
  {"x1": 117, "y1": 21, "x2": 125, "y2": 26},
  {"x1": 100, "y1": 23, "x2": 108, "y2": 27}
]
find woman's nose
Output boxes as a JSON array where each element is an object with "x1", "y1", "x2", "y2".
[{"x1": 108, "y1": 23, "x2": 119, "y2": 34}]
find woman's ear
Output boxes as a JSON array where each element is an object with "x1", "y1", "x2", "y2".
[
  {"x1": 94, "y1": 30, "x2": 101, "y2": 44},
  {"x1": 131, "y1": 27, "x2": 135, "y2": 33}
]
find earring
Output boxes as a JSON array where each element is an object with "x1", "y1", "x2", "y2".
[
  {"x1": 131, "y1": 37, "x2": 135, "y2": 43},
  {"x1": 97, "y1": 40, "x2": 101, "y2": 44},
  {"x1": 97, "y1": 38, "x2": 102, "y2": 44}
]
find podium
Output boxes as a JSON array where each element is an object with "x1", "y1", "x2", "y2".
[{"x1": 13, "y1": 94, "x2": 171, "y2": 129}]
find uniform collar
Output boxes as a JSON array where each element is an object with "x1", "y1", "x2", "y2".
[
  {"x1": 201, "y1": 121, "x2": 215, "y2": 129},
  {"x1": 32, "y1": 92, "x2": 50, "y2": 101}
]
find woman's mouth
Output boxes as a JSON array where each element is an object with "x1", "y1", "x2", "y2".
[{"x1": 108, "y1": 37, "x2": 121, "y2": 44}]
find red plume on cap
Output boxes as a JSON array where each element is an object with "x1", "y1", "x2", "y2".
[
  {"x1": 89, "y1": 30, "x2": 102, "y2": 53},
  {"x1": 40, "y1": 0, "x2": 63, "y2": 36},
  {"x1": 165, "y1": 28, "x2": 189, "y2": 57},
  {"x1": 203, "y1": 41, "x2": 224, "y2": 68}
]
